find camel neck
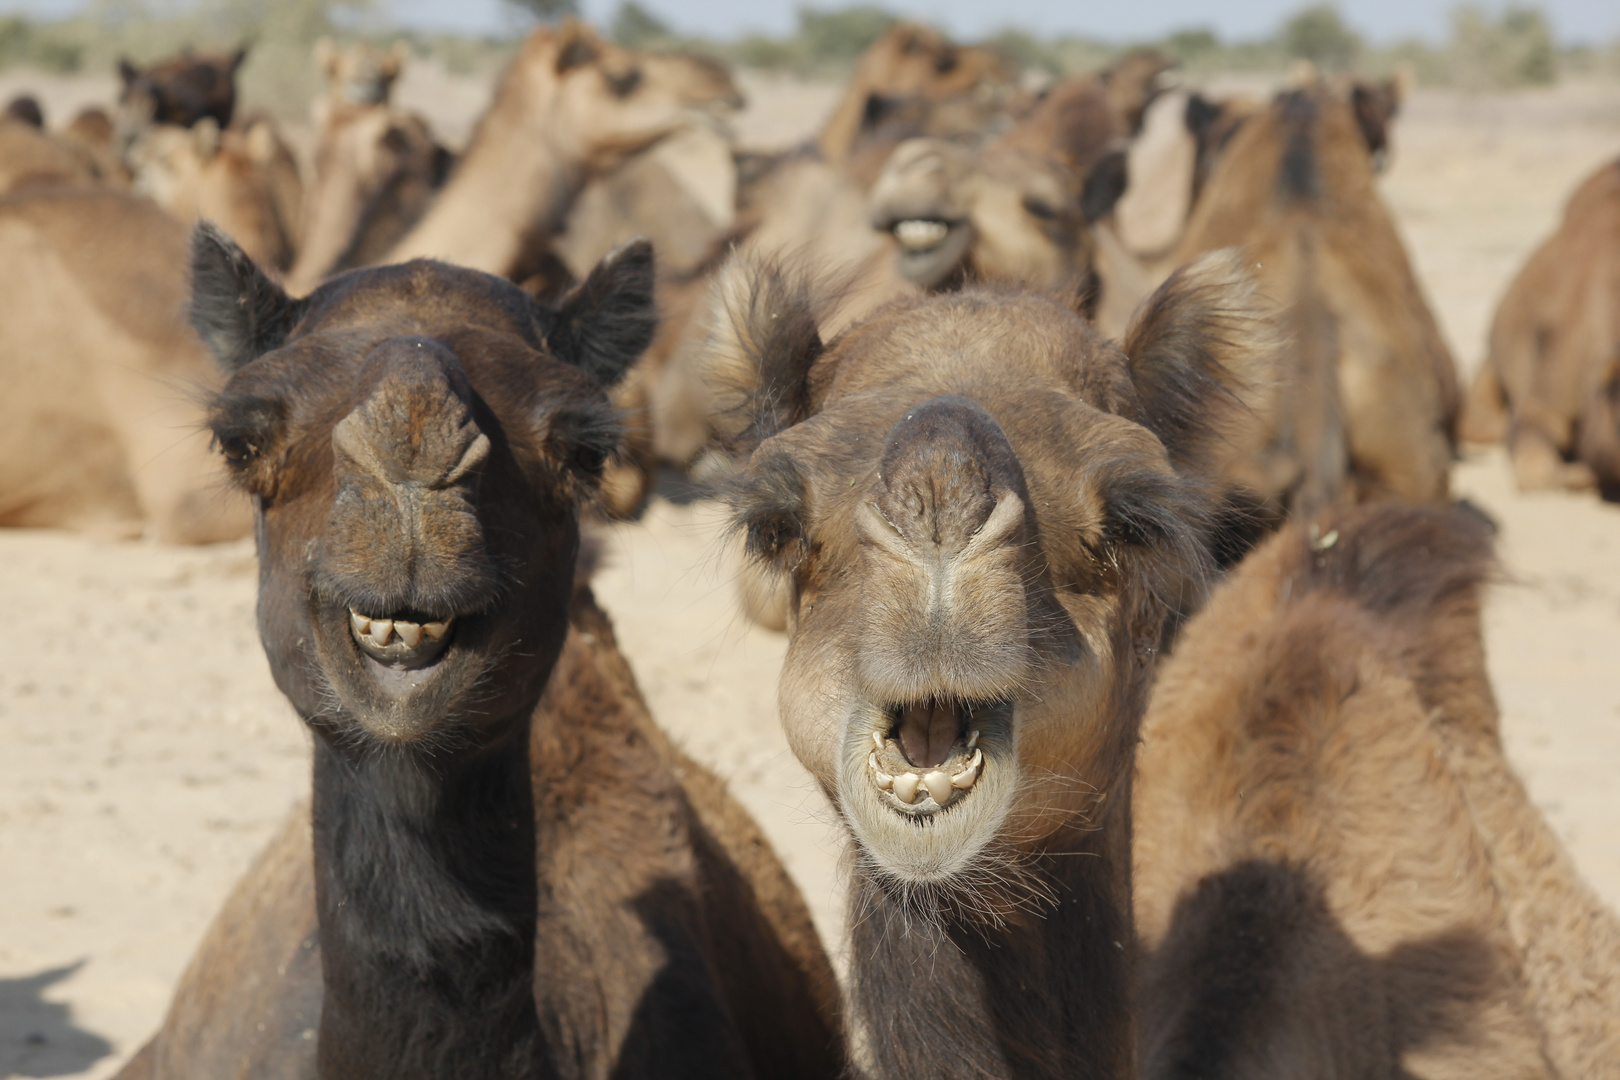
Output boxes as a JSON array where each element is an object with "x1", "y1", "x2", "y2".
[
  {"x1": 384, "y1": 76, "x2": 585, "y2": 277},
  {"x1": 310, "y1": 725, "x2": 549, "y2": 1080},
  {"x1": 847, "y1": 793, "x2": 1136, "y2": 1080}
]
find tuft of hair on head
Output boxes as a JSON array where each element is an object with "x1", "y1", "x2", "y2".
[
  {"x1": 544, "y1": 238, "x2": 656, "y2": 390},
  {"x1": 1121, "y1": 247, "x2": 1282, "y2": 478},
  {"x1": 188, "y1": 221, "x2": 307, "y2": 375},
  {"x1": 1292, "y1": 502, "x2": 1496, "y2": 621},
  {"x1": 700, "y1": 253, "x2": 842, "y2": 455}
]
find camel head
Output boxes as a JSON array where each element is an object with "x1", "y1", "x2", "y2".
[
  {"x1": 502, "y1": 20, "x2": 743, "y2": 177},
  {"x1": 868, "y1": 79, "x2": 1129, "y2": 304},
  {"x1": 190, "y1": 225, "x2": 655, "y2": 750},
  {"x1": 288, "y1": 103, "x2": 448, "y2": 293},
  {"x1": 704, "y1": 250, "x2": 1272, "y2": 897},
  {"x1": 314, "y1": 38, "x2": 409, "y2": 111},
  {"x1": 819, "y1": 22, "x2": 1015, "y2": 163},
  {"x1": 115, "y1": 45, "x2": 247, "y2": 150}
]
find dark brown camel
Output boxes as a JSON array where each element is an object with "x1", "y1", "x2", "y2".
[
  {"x1": 116, "y1": 46, "x2": 247, "y2": 145},
  {"x1": 113, "y1": 229, "x2": 844, "y2": 1079}
]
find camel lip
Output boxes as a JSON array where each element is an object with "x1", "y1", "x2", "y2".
[{"x1": 887, "y1": 219, "x2": 976, "y2": 289}]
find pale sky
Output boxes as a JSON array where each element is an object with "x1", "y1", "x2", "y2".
[
  {"x1": 389, "y1": 0, "x2": 1620, "y2": 44},
  {"x1": 4, "y1": 0, "x2": 1618, "y2": 45}
]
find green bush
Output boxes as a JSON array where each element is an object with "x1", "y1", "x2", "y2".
[
  {"x1": 1280, "y1": 4, "x2": 1362, "y2": 72},
  {"x1": 1450, "y1": 4, "x2": 1556, "y2": 88},
  {"x1": 611, "y1": 2, "x2": 673, "y2": 48},
  {"x1": 795, "y1": 6, "x2": 894, "y2": 64}
]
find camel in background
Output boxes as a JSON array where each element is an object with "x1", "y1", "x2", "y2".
[
  {"x1": 284, "y1": 40, "x2": 450, "y2": 294},
  {"x1": 0, "y1": 189, "x2": 248, "y2": 541},
  {"x1": 115, "y1": 46, "x2": 246, "y2": 147},
  {"x1": 1461, "y1": 155, "x2": 1620, "y2": 497},
  {"x1": 1167, "y1": 75, "x2": 1456, "y2": 535},
  {"x1": 127, "y1": 117, "x2": 302, "y2": 271},
  {"x1": 382, "y1": 20, "x2": 742, "y2": 278}
]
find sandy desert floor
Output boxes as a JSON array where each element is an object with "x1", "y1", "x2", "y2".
[{"x1": 1, "y1": 66, "x2": 1618, "y2": 1079}]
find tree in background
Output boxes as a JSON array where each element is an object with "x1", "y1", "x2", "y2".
[
  {"x1": 1451, "y1": 4, "x2": 1556, "y2": 87},
  {"x1": 611, "y1": 2, "x2": 672, "y2": 48},
  {"x1": 504, "y1": 0, "x2": 580, "y2": 21},
  {"x1": 1280, "y1": 3, "x2": 1362, "y2": 72}
]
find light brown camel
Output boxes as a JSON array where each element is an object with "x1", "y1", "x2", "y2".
[
  {"x1": 382, "y1": 20, "x2": 741, "y2": 279},
  {"x1": 114, "y1": 231, "x2": 844, "y2": 1079},
  {"x1": 127, "y1": 117, "x2": 301, "y2": 270},
  {"x1": 702, "y1": 249, "x2": 1278, "y2": 1075},
  {"x1": 1168, "y1": 77, "x2": 1457, "y2": 524},
  {"x1": 284, "y1": 48, "x2": 450, "y2": 296},
  {"x1": 0, "y1": 188, "x2": 248, "y2": 541},
  {"x1": 702, "y1": 251, "x2": 1614, "y2": 1076},
  {"x1": 815, "y1": 22, "x2": 1014, "y2": 166},
  {"x1": 0, "y1": 115, "x2": 104, "y2": 193},
  {"x1": 1134, "y1": 502, "x2": 1620, "y2": 1078},
  {"x1": 866, "y1": 74, "x2": 1131, "y2": 314},
  {"x1": 1460, "y1": 155, "x2": 1620, "y2": 496}
]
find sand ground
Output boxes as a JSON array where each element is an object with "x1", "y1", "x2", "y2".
[{"x1": 1, "y1": 67, "x2": 1618, "y2": 1080}]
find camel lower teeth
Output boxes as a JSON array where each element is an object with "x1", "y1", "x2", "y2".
[{"x1": 869, "y1": 741, "x2": 983, "y2": 806}]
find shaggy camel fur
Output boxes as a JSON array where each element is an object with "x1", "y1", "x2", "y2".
[
  {"x1": 704, "y1": 249, "x2": 1275, "y2": 1077},
  {"x1": 1170, "y1": 78, "x2": 1457, "y2": 522},
  {"x1": 1135, "y1": 502, "x2": 1620, "y2": 1078},
  {"x1": 0, "y1": 189, "x2": 247, "y2": 541},
  {"x1": 115, "y1": 230, "x2": 843, "y2": 1079},
  {"x1": 384, "y1": 20, "x2": 741, "y2": 278},
  {"x1": 128, "y1": 118, "x2": 302, "y2": 270},
  {"x1": 1461, "y1": 155, "x2": 1620, "y2": 496}
]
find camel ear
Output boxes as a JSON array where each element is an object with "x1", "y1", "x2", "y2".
[
  {"x1": 1120, "y1": 248, "x2": 1280, "y2": 475},
  {"x1": 701, "y1": 255, "x2": 830, "y2": 454},
  {"x1": 189, "y1": 222, "x2": 306, "y2": 374},
  {"x1": 1080, "y1": 147, "x2": 1128, "y2": 223},
  {"x1": 228, "y1": 45, "x2": 250, "y2": 74},
  {"x1": 554, "y1": 20, "x2": 600, "y2": 74},
  {"x1": 546, "y1": 238, "x2": 655, "y2": 389},
  {"x1": 117, "y1": 58, "x2": 139, "y2": 88}
]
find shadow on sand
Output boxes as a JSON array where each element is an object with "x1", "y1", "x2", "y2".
[{"x1": 0, "y1": 962, "x2": 115, "y2": 1077}]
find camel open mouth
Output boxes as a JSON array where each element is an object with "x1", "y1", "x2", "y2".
[
  {"x1": 348, "y1": 607, "x2": 455, "y2": 668},
  {"x1": 886, "y1": 218, "x2": 974, "y2": 289},
  {"x1": 867, "y1": 698, "x2": 989, "y2": 811}
]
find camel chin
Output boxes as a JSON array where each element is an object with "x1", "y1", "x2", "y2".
[{"x1": 836, "y1": 696, "x2": 1016, "y2": 885}]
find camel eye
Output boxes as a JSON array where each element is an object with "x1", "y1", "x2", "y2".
[
  {"x1": 606, "y1": 67, "x2": 642, "y2": 98},
  {"x1": 1022, "y1": 196, "x2": 1061, "y2": 222},
  {"x1": 747, "y1": 512, "x2": 803, "y2": 561},
  {"x1": 218, "y1": 435, "x2": 259, "y2": 466}
]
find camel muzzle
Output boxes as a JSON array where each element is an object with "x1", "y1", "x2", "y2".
[{"x1": 319, "y1": 337, "x2": 500, "y2": 621}]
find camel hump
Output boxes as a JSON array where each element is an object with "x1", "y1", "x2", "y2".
[
  {"x1": 872, "y1": 395, "x2": 1025, "y2": 557},
  {"x1": 1286, "y1": 501, "x2": 1496, "y2": 623}
]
